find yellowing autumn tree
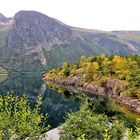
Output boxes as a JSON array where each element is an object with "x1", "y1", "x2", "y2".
[
  {"x1": 112, "y1": 55, "x2": 128, "y2": 79},
  {"x1": 85, "y1": 62, "x2": 99, "y2": 82}
]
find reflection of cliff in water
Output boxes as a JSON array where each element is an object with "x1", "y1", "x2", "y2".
[
  {"x1": 0, "y1": 73, "x2": 80, "y2": 128},
  {"x1": 0, "y1": 74, "x2": 43, "y2": 96}
]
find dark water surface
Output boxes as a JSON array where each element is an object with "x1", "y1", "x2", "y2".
[
  {"x1": 0, "y1": 73, "x2": 140, "y2": 128},
  {"x1": 0, "y1": 73, "x2": 80, "y2": 128}
]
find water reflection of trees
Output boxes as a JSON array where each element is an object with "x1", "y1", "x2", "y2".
[{"x1": 0, "y1": 74, "x2": 80, "y2": 128}]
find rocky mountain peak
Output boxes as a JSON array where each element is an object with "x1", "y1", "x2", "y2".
[
  {"x1": 7, "y1": 10, "x2": 73, "y2": 49},
  {"x1": 13, "y1": 10, "x2": 50, "y2": 24},
  {"x1": 0, "y1": 13, "x2": 7, "y2": 22},
  {"x1": 0, "y1": 13, "x2": 11, "y2": 23}
]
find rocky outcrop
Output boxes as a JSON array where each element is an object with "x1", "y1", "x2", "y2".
[
  {"x1": 44, "y1": 76, "x2": 140, "y2": 114},
  {"x1": 46, "y1": 128, "x2": 60, "y2": 140},
  {"x1": 26, "y1": 128, "x2": 60, "y2": 140},
  {"x1": 7, "y1": 10, "x2": 75, "y2": 49}
]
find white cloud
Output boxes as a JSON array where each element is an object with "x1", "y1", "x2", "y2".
[{"x1": 0, "y1": 0, "x2": 140, "y2": 30}]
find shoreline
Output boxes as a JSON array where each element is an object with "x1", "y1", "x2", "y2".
[{"x1": 44, "y1": 77, "x2": 140, "y2": 114}]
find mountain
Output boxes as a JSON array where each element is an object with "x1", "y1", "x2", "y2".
[
  {"x1": 0, "y1": 13, "x2": 11, "y2": 23},
  {"x1": 0, "y1": 14, "x2": 8, "y2": 23},
  {"x1": 0, "y1": 10, "x2": 139, "y2": 73}
]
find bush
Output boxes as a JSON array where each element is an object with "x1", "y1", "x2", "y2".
[
  {"x1": 60, "y1": 101, "x2": 126, "y2": 140},
  {"x1": 0, "y1": 93, "x2": 49, "y2": 140}
]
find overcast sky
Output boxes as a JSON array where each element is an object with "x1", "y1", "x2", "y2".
[{"x1": 0, "y1": 0, "x2": 140, "y2": 31}]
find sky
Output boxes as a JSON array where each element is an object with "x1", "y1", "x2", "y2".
[{"x1": 0, "y1": 0, "x2": 140, "y2": 31}]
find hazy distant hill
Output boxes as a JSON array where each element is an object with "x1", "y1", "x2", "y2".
[
  {"x1": 0, "y1": 13, "x2": 11, "y2": 23},
  {"x1": 0, "y1": 10, "x2": 139, "y2": 72}
]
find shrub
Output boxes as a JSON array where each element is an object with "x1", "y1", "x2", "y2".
[{"x1": 0, "y1": 93, "x2": 49, "y2": 140}]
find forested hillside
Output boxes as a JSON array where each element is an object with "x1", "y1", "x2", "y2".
[
  {"x1": 44, "y1": 54, "x2": 140, "y2": 139},
  {"x1": 44, "y1": 55, "x2": 140, "y2": 114}
]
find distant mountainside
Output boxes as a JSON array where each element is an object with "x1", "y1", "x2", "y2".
[
  {"x1": 0, "y1": 13, "x2": 11, "y2": 23},
  {"x1": 0, "y1": 10, "x2": 140, "y2": 72},
  {"x1": 0, "y1": 14, "x2": 7, "y2": 23}
]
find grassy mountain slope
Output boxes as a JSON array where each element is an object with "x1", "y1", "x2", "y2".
[
  {"x1": 112, "y1": 31, "x2": 140, "y2": 51},
  {"x1": 0, "y1": 11, "x2": 139, "y2": 73}
]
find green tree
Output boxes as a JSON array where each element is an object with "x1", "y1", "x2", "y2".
[
  {"x1": 84, "y1": 63, "x2": 94, "y2": 82},
  {"x1": 79, "y1": 56, "x2": 87, "y2": 68},
  {"x1": 60, "y1": 102, "x2": 126, "y2": 140},
  {"x1": 0, "y1": 93, "x2": 49, "y2": 140},
  {"x1": 62, "y1": 63, "x2": 70, "y2": 77},
  {"x1": 112, "y1": 55, "x2": 128, "y2": 79}
]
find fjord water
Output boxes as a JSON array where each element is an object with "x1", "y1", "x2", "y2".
[
  {"x1": 0, "y1": 73, "x2": 140, "y2": 128},
  {"x1": 0, "y1": 73, "x2": 80, "y2": 128}
]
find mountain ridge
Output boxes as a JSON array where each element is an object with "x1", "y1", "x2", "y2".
[
  {"x1": 0, "y1": 13, "x2": 12, "y2": 24},
  {"x1": 0, "y1": 10, "x2": 140, "y2": 72}
]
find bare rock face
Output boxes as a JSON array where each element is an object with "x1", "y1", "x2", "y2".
[
  {"x1": 105, "y1": 80, "x2": 127, "y2": 95},
  {"x1": 7, "y1": 10, "x2": 75, "y2": 49},
  {"x1": 5, "y1": 11, "x2": 81, "y2": 67}
]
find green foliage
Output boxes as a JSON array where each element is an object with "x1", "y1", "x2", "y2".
[
  {"x1": 62, "y1": 63, "x2": 70, "y2": 77},
  {"x1": 0, "y1": 93, "x2": 49, "y2": 140},
  {"x1": 44, "y1": 55, "x2": 140, "y2": 140},
  {"x1": 46, "y1": 54, "x2": 140, "y2": 98},
  {"x1": 103, "y1": 129, "x2": 111, "y2": 140},
  {"x1": 60, "y1": 101, "x2": 126, "y2": 140},
  {"x1": 84, "y1": 63, "x2": 94, "y2": 82},
  {"x1": 135, "y1": 119, "x2": 140, "y2": 138},
  {"x1": 85, "y1": 62, "x2": 99, "y2": 82},
  {"x1": 124, "y1": 119, "x2": 140, "y2": 140}
]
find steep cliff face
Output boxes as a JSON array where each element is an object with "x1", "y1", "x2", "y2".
[
  {"x1": 2, "y1": 11, "x2": 84, "y2": 71},
  {"x1": 7, "y1": 11, "x2": 76, "y2": 49},
  {"x1": 0, "y1": 11, "x2": 139, "y2": 72}
]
